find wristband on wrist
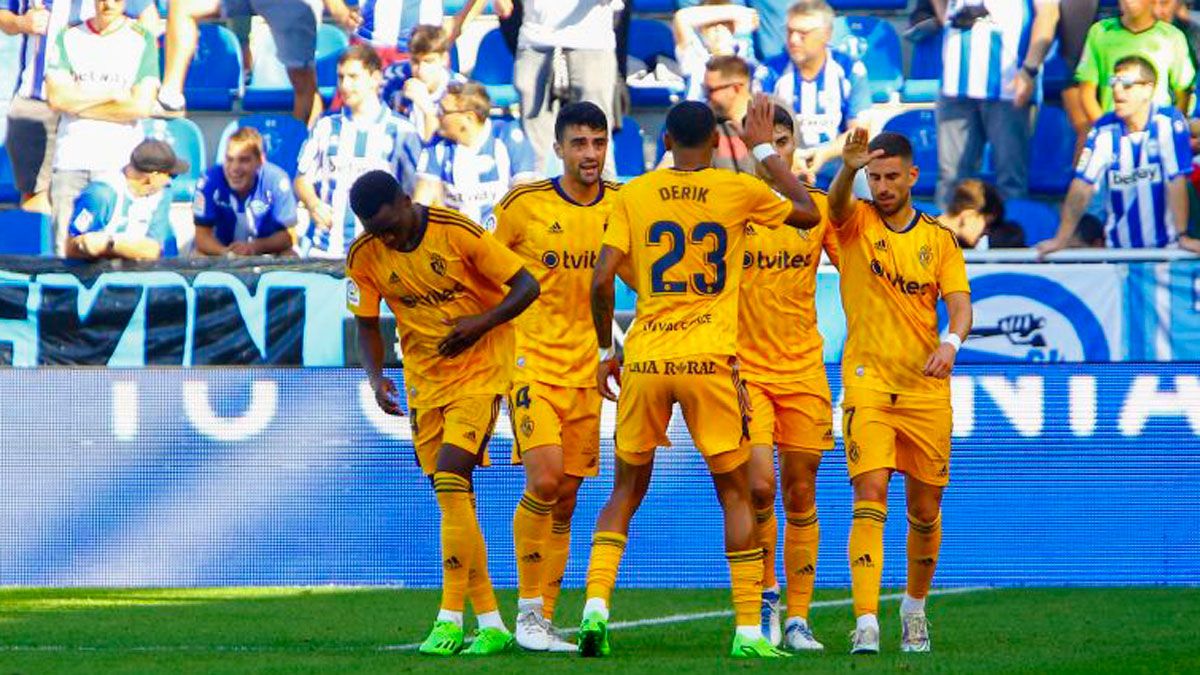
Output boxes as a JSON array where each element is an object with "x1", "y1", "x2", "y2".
[
  {"x1": 942, "y1": 333, "x2": 963, "y2": 352},
  {"x1": 751, "y1": 142, "x2": 776, "y2": 163},
  {"x1": 1021, "y1": 63, "x2": 1039, "y2": 79},
  {"x1": 599, "y1": 345, "x2": 617, "y2": 362}
]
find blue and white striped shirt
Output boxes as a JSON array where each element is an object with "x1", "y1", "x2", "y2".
[
  {"x1": 762, "y1": 49, "x2": 871, "y2": 150},
  {"x1": 297, "y1": 105, "x2": 424, "y2": 257},
  {"x1": 7, "y1": 0, "x2": 147, "y2": 101},
  {"x1": 417, "y1": 119, "x2": 538, "y2": 230},
  {"x1": 69, "y1": 170, "x2": 175, "y2": 254},
  {"x1": 355, "y1": 0, "x2": 441, "y2": 51},
  {"x1": 940, "y1": 0, "x2": 1042, "y2": 101},
  {"x1": 1076, "y1": 106, "x2": 1193, "y2": 249}
]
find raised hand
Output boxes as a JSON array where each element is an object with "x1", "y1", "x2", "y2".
[
  {"x1": 842, "y1": 127, "x2": 883, "y2": 171},
  {"x1": 738, "y1": 93, "x2": 776, "y2": 150}
]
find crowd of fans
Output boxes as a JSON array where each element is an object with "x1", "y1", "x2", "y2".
[{"x1": 4, "y1": 0, "x2": 1200, "y2": 262}]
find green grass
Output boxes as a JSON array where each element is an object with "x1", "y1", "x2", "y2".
[{"x1": 0, "y1": 587, "x2": 1196, "y2": 673}]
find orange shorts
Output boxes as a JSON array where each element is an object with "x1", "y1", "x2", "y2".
[
  {"x1": 615, "y1": 354, "x2": 750, "y2": 474},
  {"x1": 744, "y1": 380, "x2": 834, "y2": 453},
  {"x1": 507, "y1": 380, "x2": 602, "y2": 478},
  {"x1": 409, "y1": 395, "x2": 502, "y2": 476},
  {"x1": 841, "y1": 388, "x2": 952, "y2": 487}
]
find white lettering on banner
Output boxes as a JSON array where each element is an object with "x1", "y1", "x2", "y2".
[
  {"x1": 1118, "y1": 376, "x2": 1200, "y2": 436},
  {"x1": 951, "y1": 375, "x2": 973, "y2": 437},
  {"x1": 1069, "y1": 376, "x2": 1097, "y2": 437},
  {"x1": 112, "y1": 381, "x2": 139, "y2": 441},
  {"x1": 182, "y1": 381, "x2": 277, "y2": 441},
  {"x1": 978, "y1": 376, "x2": 1044, "y2": 437},
  {"x1": 357, "y1": 380, "x2": 412, "y2": 440}
]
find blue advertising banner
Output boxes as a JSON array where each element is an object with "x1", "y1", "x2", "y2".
[{"x1": 0, "y1": 364, "x2": 1195, "y2": 587}]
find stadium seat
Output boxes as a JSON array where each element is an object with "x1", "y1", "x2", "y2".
[
  {"x1": 901, "y1": 30, "x2": 942, "y2": 103},
  {"x1": 829, "y1": 0, "x2": 908, "y2": 8},
  {"x1": 244, "y1": 24, "x2": 348, "y2": 110},
  {"x1": 142, "y1": 118, "x2": 207, "y2": 203},
  {"x1": 913, "y1": 199, "x2": 942, "y2": 216},
  {"x1": 1028, "y1": 105, "x2": 1075, "y2": 195},
  {"x1": 0, "y1": 209, "x2": 52, "y2": 255},
  {"x1": 633, "y1": 0, "x2": 678, "y2": 13},
  {"x1": 881, "y1": 109, "x2": 937, "y2": 197},
  {"x1": 177, "y1": 23, "x2": 243, "y2": 111},
  {"x1": 1042, "y1": 52, "x2": 1071, "y2": 102},
  {"x1": 614, "y1": 116, "x2": 647, "y2": 180},
  {"x1": 471, "y1": 28, "x2": 519, "y2": 109},
  {"x1": 216, "y1": 114, "x2": 309, "y2": 179},
  {"x1": 627, "y1": 18, "x2": 686, "y2": 107},
  {"x1": 1004, "y1": 198, "x2": 1059, "y2": 246},
  {"x1": 832, "y1": 16, "x2": 903, "y2": 103},
  {"x1": 0, "y1": 148, "x2": 18, "y2": 204}
]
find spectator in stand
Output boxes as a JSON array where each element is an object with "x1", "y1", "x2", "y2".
[
  {"x1": 353, "y1": 0, "x2": 486, "y2": 65},
  {"x1": 672, "y1": 0, "x2": 761, "y2": 102},
  {"x1": 64, "y1": 139, "x2": 184, "y2": 261},
  {"x1": 296, "y1": 45, "x2": 423, "y2": 258},
  {"x1": 502, "y1": 0, "x2": 620, "y2": 174},
  {"x1": 156, "y1": 0, "x2": 361, "y2": 125},
  {"x1": 1153, "y1": 0, "x2": 1200, "y2": 79},
  {"x1": 414, "y1": 81, "x2": 538, "y2": 229},
  {"x1": 380, "y1": 24, "x2": 467, "y2": 142},
  {"x1": 1075, "y1": 0, "x2": 1194, "y2": 124},
  {"x1": 44, "y1": 0, "x2": 159, "y2": 257},
  {"x1": 192, "y1": 127, "x2": 297, "y2": 257},
  {"x1": 0, "y1": 0, "x2": 158, "y2": 214},
  {"x1": 680, "y1": 0, "x2": 791, "y2": 63},
  {"x1": 932, "y1": 0, "x2": 1055, "y2": 209},
  {"x1": 762, "y1": 0, "x2": 870, "y2": 185},
  {"x1": 1039, "y1": 56, "x2": 1200, "y2": 255},
  {"x1": 940, "y1": 179, "x2": 1026, "y2": 249},
  {"x1": 657, "y1": 55, "x2": 756, "y2": 174}
]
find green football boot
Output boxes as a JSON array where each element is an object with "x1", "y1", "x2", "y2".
[
  {"x1": 577, "y1": 611, "x2": 611, "y2": 657},
  {"x1": 418, "y1": 620, "x2": 464, "y2": 656},
  {"x1": 462, "y1": 627, "x2": 515, "y2": 655},
  {"x1": 731, "y1": 632, "x2": 790, "y2": 658}
]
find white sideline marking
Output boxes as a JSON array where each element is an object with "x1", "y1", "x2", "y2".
[
  {"x1": 384, "y1": 585, "x2": 991, "y2": 651},
  {"x1": 0, "y1": 587, "x2": 989, "y2": 654}
]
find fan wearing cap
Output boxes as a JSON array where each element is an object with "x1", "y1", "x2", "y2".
[{"x1": 64, "y1": 139, "x2": 186, "y2": 261}]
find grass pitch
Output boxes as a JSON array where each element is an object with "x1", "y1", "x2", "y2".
[{"x1": 0, "y1": 587, "x2": 1196, "y2": 673}]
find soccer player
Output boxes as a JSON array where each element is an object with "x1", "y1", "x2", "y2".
[
  {"x1": 492, "y1": 102, "x2": 618, "y2": 652},
  {"x1": 827, "y1": 127, "x2": 973, "y2": 654},
  {"x1": 580, "y1": 96, "x2": 821, "y2": 659},
  {"x1": 740, "y1": 103, "x2": 839, "y2": 651},
  {"x1": 296, "y1": 45, "x2": 424, "y2": 259},
  {"x1": 345, "y1": 170, "x2": 540, "y2": 656}
]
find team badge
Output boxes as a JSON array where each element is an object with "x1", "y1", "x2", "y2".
[
  {"x1": 847, "y1": 440, "x2": 860, "y2": 463},
  {"x1": 520, "y1": 415, "x2": 535, "y2": 437},
  {"x1": 429, "y1": 252, "x2": 447, "y2": 276},
  {"x1": 918, "y1": 244, "x2": 932, "y2": 268},
  {"x1": 346, "y1": 279, "x2": 361, "y2": 307}
]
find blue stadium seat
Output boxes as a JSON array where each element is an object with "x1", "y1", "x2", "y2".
[
  {"x1": 901, "y1": 30, "x2": 942, "y2": 103},
  {"x1": 1029, "y1": 105, "x2": 1075, "y2": 195},
  {"x1": 244, "y1": 24, "x2": 348, "y2": 110},
  {"x1": 634, "y1": 0, "x2": 678, "y2": 12},
  {"x1": 1005, "y1": 198, "x2": 1059, "y2": 246},
  {"x1": 142, "y1": 118, "x2": 207, "y2": 203},
  {"x1": 614, "y1": 116, "x2": 647, "y2": 181},
  {"x1": 471, "y1": 28, "x2": 519, "y2": 109},
  {"x1": 913, "y1": 199, "x2": 942, "y2": 216},
  {"x1": 628, "y1": 18, "x2": 686, "y2": 107},
  {"x1": 0, "y1": 209, "x2": 52, "y2": 255},
  {"x1": 216, "y1": 114, "x2": 309, "y2": 179},
  {"x1": 829, "y1": 0, "x2": 908, "y2": 8},
  {"x1": 0, "y1": 148, "x2": 18, "y2": 204},
  {"x1": 178, "y1": 23, "x2": 243, "y2": 111},
  {"x1": 881, "y1": 109, "x2": 937, "y2": 197},
  {"x1": 1042, "y1": 52, "x2": 1071, "y2": 102},
  {"x1": 832, "y1": 15, "x2": 903, "y2": 103}
]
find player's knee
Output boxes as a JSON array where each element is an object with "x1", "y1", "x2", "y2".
[
  {"x1": 782, "y1": 480, "x2": 815, "y2": 513},
  {"x1": 526, "y1": 472, "x2": 561, "y2": 503},
  {"x1": 749, "y1": 477, "x2": 775, "y2": 510},
  {"x1": 851, "y1": 472, "x2": 889, "y2": 503},
  {"x1": 907, "y1": 502, "x2": 940, "y2": 525}
]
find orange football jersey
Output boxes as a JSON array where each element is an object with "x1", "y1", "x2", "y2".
[
  {"x1": 602, "y1": 167, "x2": 794, "y2": 362},
  {"x1": 345, "y1": 206, "x2": 525, "y2": 407},
  {"x1": 834, "y1": 201, "x2": 970, "y2": 400},
  {"x1": 493, "y1": 178, "x2": 619, "y2": 388}
]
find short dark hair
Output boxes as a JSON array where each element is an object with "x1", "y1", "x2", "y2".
[
  {"x1": 705, "y1": 54, "x2": 751, "y2": 81},
  {"x1": 665, "y1": 100, "x2": 717, "y2": 149},
  {"x1": 408, "y1": 24, "x2": 450, "y2": 56},
  {"x1": 867, "y1": 131, "x2": 914, "y2": 162},
  {"x1": 740, "y1": 101, "x2": 794, "y2": 136},
  {"x1": 339, "y1": 43, "x2": 383, "y2": 73},
  {"x1": 555, "y1": 101, "x2": 609, "y2": 141},
  {"x1": 1113, "y1": 54, "x2": 1158, "y2": 86},
  {"x1": 947, "y1": 178, "x2": 1005, "y2": 224},
  {"x1": 350, "y1": 170, "x2": 399, "y2": 228}
]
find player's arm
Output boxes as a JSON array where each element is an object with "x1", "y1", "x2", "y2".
[
  {"x1": 924, "y1": 291, "x2": 972, "y2": 379},
  {"x1": 591, "y1": 244, "x2": 625, "y2": 402},
  {"x1": 741, "y1": 93, "x2": 820, "y2": 229},
  {"x1": 1012, "y1": 0, "x2": 1058, "y2": 108},
  {"x1": 192, "y1": 225, "x2": 229, "y2": 256},
  {"x1": 1038, "y1": 178, "x2": 1094, "y2": 258},
  {"x1": 357, "y1": 315, "x2": 402, "y2": 415},
  {"x1": 438, "y1": 267, "x2": 539, "y2": 357},
  {"x1": 828, "y1": 126, "x2": 880, "y2": 226}
]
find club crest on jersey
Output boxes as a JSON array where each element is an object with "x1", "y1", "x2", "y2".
[
  {"x1": 429, "y1": 252, "x2": 447, "y2": 276},
  {"x1": 919, "y1": 244, "x2": 932, "y2": 268},
  {"x1": 847, "y1": 441, "x2": 860, "y2": 463},
  {"x1": 520, "y1": 415, "x2": 535, "y2": 437}
]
